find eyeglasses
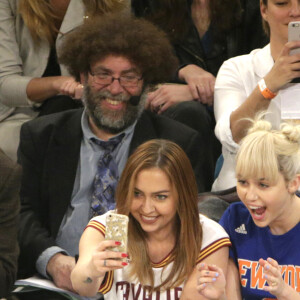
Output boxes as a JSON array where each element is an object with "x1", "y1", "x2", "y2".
[{"x1": 89, "y1": 71, "x2": 143, "y2": 87}]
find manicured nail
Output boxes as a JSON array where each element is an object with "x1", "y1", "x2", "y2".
[
  {"x1": 122, "y1": 262, "x2": 128, "y2": 266},
  {"x1": 200, "y1": 263, "x2": 205, "y2": 267},
  {"x1": 205, "y1": 271, "x2": 209, "y2": 275},
  {"x1": 215, "y1": 272, "x2": 219, "y2": 277},
  {"x1": 212, "y1": 277, "x2": 216, "y2": 282},
  {"x1": 264, "y1": 274, "x2": 268, "y2": 279},
  {"x1": 266, "y1": 265, "x2": 270, "y2": 270},
  {"x1": 115, "y1": 241, "x2": 121, "y2": 245},
  {"x1": 267, "y1": 258, "x2": 272, "y2": 262},
  {"x1": 121, "y1": 253, "x2": 128, "y2": 258}
]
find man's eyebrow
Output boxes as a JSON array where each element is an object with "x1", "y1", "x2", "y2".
[
  {"x1": 92, "y1": 66, "x2": 111, "y2": 73},
  {"x1": 92, "y1": 66, "x2": 141, "y2": 75},
  {"x1": 121, "y1": 68, "x2": 141, "y2": 75}
]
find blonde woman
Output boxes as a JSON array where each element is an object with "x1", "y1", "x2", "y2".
[
  {"x1": 71, "y1": 139, "x2": 230, "y2": 299},
  {"x1": 0, "y1": 0, "x2": 128, "y2": 161},
  {"x1": 220, "y1": 117, "x2": 300, "y2": 299}
]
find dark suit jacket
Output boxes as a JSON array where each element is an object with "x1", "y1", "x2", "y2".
[
  {"x1": 18, "y1": 109, "x2": 206, "y2": 277},
  {"x1": 0, "y1": 149, "x2": 20, "y2": 297}
]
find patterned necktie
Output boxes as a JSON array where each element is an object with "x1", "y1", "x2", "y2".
[{"x1": 91, "y1": 134, "x2": 124, "y2": 216}]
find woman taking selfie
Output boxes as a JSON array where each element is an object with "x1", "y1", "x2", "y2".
[
  {"x1": 71, "y1": 139, "x2": 230, "y2": 299},
  {"x1": 220, "y1": 117, "x2": 300, "y2": 299},
  {"x1": 213, "y1": 0, "x2": 300, "y2": 191}
]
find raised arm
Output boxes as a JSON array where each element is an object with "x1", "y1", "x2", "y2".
[
  {"x1": 71, "y1": 225, "x2": 128, "y2": 297},
  {"x1": 230, "y1": 42, "x2": 300, "y2": 143},
  {"x1": 224, "y1": 41, "x2": 300, "y2": 144},
  {"x1": 26, "y1": 76, "x2": 83, "y2": 103}
]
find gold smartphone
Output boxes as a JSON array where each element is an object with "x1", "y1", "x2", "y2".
[{"x1": 105, "y1": 213, "x2": 129, "y2": 261}]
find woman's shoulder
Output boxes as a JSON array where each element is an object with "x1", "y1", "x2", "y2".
[
  {"x1": 221, "y1": 202, "x2": 249, "y2": 218},
  {"x1": 89, "y1": 210, "x2": 116, "y2": 226},
  {"x1": 200, "y1": 214, "x2": 230, "y2": 245},
  {"x1": 220, "y1": 44, "x2": 270, "y2": 72}
]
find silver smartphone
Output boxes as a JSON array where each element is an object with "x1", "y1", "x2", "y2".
[
  {"x1": 288, "y1": 21, "x2": 300, "y2": 83},
  {"x1": 105, "y1": 212, "x2": 128, "y2": 261},
  {"x1": 288, "y1": 21, "x2": 300, "y2": 55}
]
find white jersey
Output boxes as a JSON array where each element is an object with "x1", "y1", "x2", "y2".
[{"x1": 87, "y1": 212, "x2": 231, "y2": 300}]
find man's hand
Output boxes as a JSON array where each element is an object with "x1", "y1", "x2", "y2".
[{"x1": 46, "y1": 253, "x2": 76, "y2": 292}]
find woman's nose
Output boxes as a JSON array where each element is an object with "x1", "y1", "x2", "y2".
[
  {"x1": 290, "y1": 1, "x2": 300, "y2": 18},
  {"x1": 142, "y1": 197, "x2": 154, "y2": 213},
  {"x1": 245, "y1": 186, "x2": 258, "y2": 201}
]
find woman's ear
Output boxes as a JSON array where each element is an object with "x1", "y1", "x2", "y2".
[
  {"x1": 288, "y1": 174, "x2": 300, "y2": 194},
  {"x1": 260, "y1": 0, "x2": 268, "y2": 22}
]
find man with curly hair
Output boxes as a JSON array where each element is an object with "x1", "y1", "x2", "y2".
[{"x1": 16, "y1": 13, "x2": 208, "y2": 298}]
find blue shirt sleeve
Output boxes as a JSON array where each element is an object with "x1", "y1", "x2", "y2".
[{"x1": 36, "y1": 246, "x2": 68, "y2": 278}]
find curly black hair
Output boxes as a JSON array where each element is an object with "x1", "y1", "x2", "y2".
[{"x1": 58, "y1": 12, "x2": 178, "y2": 84}]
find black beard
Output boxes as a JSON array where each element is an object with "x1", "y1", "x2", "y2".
[{"x1": 82, "y1": 85, "x2": 145, "y2": 134}]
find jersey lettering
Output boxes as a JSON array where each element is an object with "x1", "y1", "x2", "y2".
[
  {"x1": 115, "y1": 281, "x2": 182, "y2": 299},
  {"x1": 250, "y1": 261, "x2": 266, "y2": 289},
  {"x1": 238, "y1": 259, "x2": 300, "y2": 292}
]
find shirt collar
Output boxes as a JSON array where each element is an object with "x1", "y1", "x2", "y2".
[{"x1": 253, "y1": 44, "x2": 274, "y2": 78}]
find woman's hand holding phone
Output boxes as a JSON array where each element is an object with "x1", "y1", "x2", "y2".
[
  {"x1": 88, "y1": 239, "x2": 128, "y2": 278},
  {"x1": 264, "y1": 39, "x2": 300, "y2": 92}
]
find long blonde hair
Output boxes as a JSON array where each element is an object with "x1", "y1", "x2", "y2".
[
  {"x1": 18, "y1": 0, "x2": 128, "y2": 45},
  {"x1": 116, "y1": 139, "x2": 202, "y2": 291},
  {"x1": 236, "y1": 116, "x2": 300, "y2": 183}
]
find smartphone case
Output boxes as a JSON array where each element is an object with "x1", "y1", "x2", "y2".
[
  {"x1": 105, "y1": 213, "x2": 128, "y2": 260},
  {"x1": 288, "y1": 21, "x2": 300, "y2": 83},
  {"x1": 289, "y1": 21, "x2": 300, "y2": 55}
]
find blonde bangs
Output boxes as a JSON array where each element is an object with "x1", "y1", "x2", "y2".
[
  {"x1": 18, "y1": 0, "x2": 58, "y2": 44},
  {"x1": 236, "y1": 131, "x2": 279, "y2": 183}
]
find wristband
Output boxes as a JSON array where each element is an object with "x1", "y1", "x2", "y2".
[{"x1": 258, "y1": 78, "x2": 276, "y2": 100}]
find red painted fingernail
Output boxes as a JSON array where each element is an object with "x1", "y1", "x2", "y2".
[
  {"x1": 115, "y1": 241, "x2": 121, "y2": 245},
  {"x1": 122, "y1": 262, "x2": 128, "y2": 266},
  {"x1": 121, "y1": 253, "x2": 128, "y2": 258}
]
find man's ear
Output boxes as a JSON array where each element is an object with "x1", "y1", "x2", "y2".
[
  {"x1": 260, "y1": 0, "x2": 268, "y2": 22},
  {"x1": 288, "y1": 174, "x2": 300, "y2": 194}
]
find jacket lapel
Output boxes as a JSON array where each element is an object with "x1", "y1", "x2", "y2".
[
  {"x1": 129, "y1": 111, "x2": 156, "y2": 155},
  {"x1": 46, "y1": 110, "x2": 83, "y2": 236}
]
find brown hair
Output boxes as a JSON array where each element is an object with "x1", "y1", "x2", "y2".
[
  {"x1": 261, "y1": 0, "x2": 270, "y2": 37},
  {"x1": 58, "y1": 13, "x2": 178, "y2": 84},
  {"x1": 18, "y1": 0, "x2": 128, "y2": 45},
  {"x1": 116, "y1": 139, "x2": 202, "y2": 291}
]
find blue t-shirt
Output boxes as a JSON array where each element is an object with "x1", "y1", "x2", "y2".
[{"x1": 220, "y1": 202, "x2": 300, "y2": 300}]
